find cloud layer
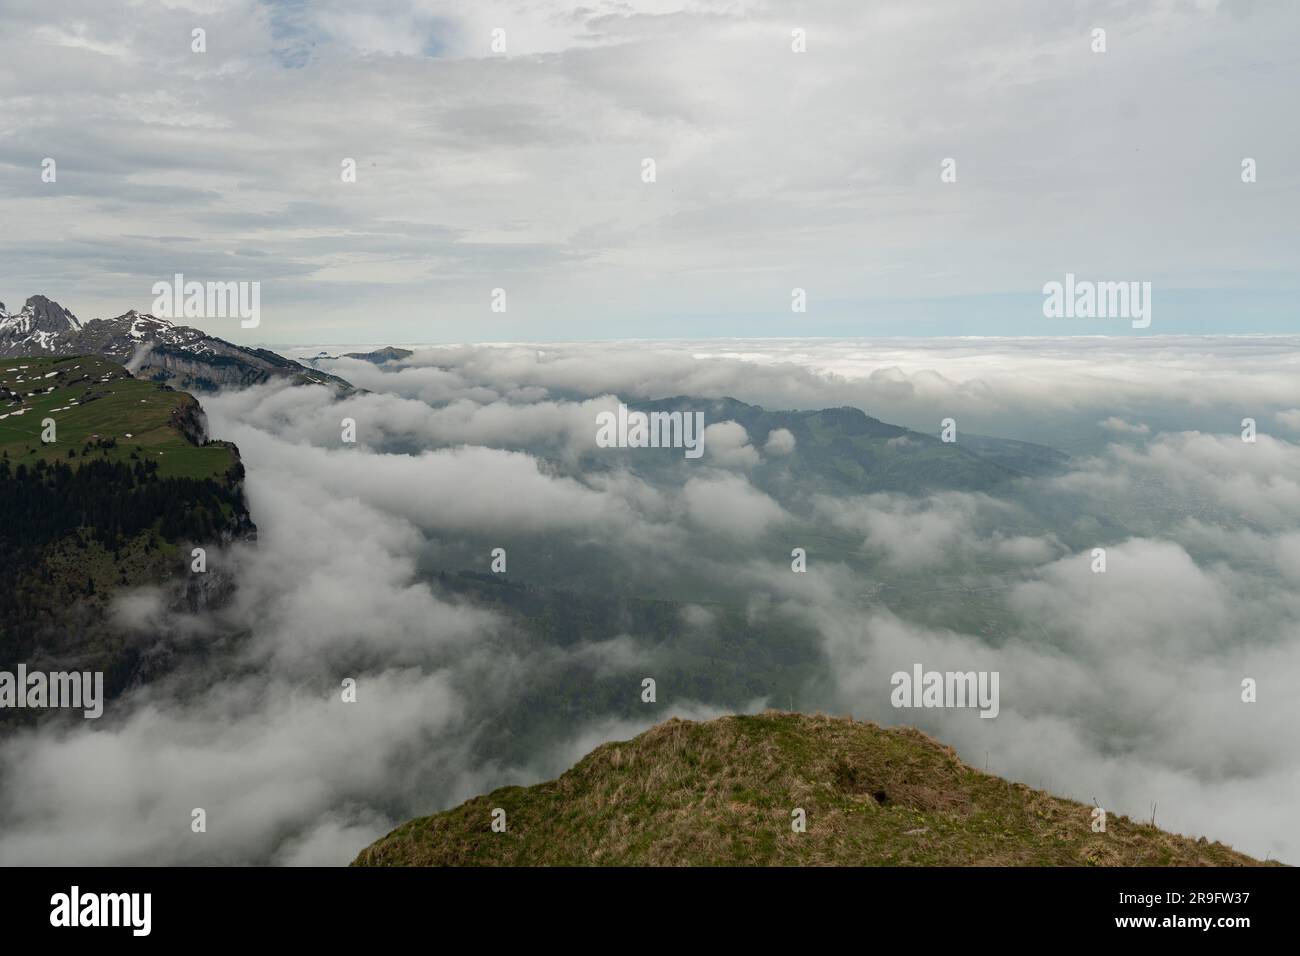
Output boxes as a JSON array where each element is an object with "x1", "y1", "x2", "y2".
[{"x1": 2, "y1": 336, "x2": 1297, "y2": 864}]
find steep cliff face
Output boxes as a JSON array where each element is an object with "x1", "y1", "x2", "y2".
[
  {"x1": 169, "y1": 392, "x2": 211, "y2": 445},
  {"x1": 0, "y1": 355, "x2": 257, "y2": 725}
]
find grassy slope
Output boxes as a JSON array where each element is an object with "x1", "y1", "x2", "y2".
[
  {"x1": 354, "y1": 712, "x2": 1268, "y2": 867},
  {"x1": 0, "y1": 354, "x2": 234, "y2": 480}
]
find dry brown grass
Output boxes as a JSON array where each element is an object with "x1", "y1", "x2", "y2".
[{"x1": 353, "y1": 711, "x2": 1272, "y2": 868}]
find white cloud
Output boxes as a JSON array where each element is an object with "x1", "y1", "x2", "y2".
[
  {"x1": 702, "y1": 420, "x2": 759, "y2": 468},
  {"x1": 1099, "y1": 416, "x2": 1150, "y2": 435},
  {"x1": 764, "y1": 427, "x2": 796, "y2": 455},
  {"x1": 683, "y1": 472, "x2": 785, "y2": 542}
]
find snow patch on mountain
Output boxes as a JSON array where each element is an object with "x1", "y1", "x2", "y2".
[{"x1": 0, "y1": 295, "x2": 352, "y2": 393}]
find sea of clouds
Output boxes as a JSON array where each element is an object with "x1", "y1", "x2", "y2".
[{"x1": 1, "y1": 336, "x2": 1297, "y2": 864}]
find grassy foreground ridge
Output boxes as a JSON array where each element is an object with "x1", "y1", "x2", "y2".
[{"x1": 354, "y1": 712, "x2": 1268, "y2": 867}]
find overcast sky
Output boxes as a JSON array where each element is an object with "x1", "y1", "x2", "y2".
[{"x1": 0, "y1": 0, "x2": 1296, "y2": 344}]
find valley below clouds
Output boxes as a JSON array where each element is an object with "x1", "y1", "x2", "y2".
[{"x1": 1, "y1": 336, "x2": 1297, "y2": 865}]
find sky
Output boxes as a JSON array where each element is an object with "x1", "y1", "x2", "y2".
[{"x1": 0, "y1": 0, "x2": 1296, "y2": 344}]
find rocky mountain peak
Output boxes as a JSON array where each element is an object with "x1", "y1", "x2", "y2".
[
  {"x1": 0, "y1": 293, "x2": 353, "y2": 393},
  {"x1": 20, "y1": 295, "x2": 82, "y2": 333}
]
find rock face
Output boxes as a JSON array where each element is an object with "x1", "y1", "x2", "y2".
[
  {"x1": 0, "y1": 295, "x2": 352, "y2": 392},
  {"x1": 0, "y1": 295, "x2": 83, "y2": 353}
]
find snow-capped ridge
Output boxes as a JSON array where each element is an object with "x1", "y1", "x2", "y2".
[{"x1": 0, "y1": 293, "x2": 351, "y2": 393}]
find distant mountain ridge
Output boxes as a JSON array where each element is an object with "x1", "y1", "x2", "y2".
[
  {"x1": 0, "y1": 295, "x2": 353, "y2": 393},
  {"x1": 622, "y1": 395, "x2": 1071, "y2": 495},
  {"x1": 305, "y1": 346, "x2": 414, "y2": 364},
  {"x1": 303, "y1": 346, "x2": 1071, "y2": 494}
]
